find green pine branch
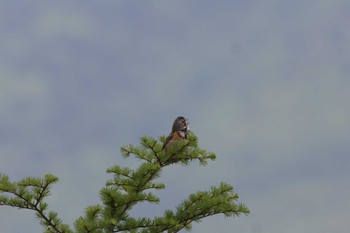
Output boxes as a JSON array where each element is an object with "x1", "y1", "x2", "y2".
[
  {"x1": 0, "y1": 132, "x2": 249, "y2": 233},
  {"x1": 0, "y1": 174, "x2": 72, "y2": 233}
]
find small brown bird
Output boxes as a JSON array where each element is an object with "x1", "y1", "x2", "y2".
[{"x1": 162, "y1": 116, "x2": 189, "y2": 150}]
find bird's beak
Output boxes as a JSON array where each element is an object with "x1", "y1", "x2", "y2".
[{"x1": 185, "y1": 119, "x2": 189, "y2": 130}]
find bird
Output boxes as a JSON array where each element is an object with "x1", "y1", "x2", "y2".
[{"x1": 162, "y1": 116, "x2": 189, "y2": 151}]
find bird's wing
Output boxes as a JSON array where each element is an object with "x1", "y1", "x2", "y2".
[{"x1": 162, "y1": 132, "x2": 174, "y2": 150}]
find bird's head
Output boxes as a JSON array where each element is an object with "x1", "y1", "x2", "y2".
[{"x1": 172, "y1": 116, "x2": 189, "y2": 132}]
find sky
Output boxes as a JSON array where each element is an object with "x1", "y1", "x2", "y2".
[{"x1": 1, "y1": 1, "x2": 350, "y2": 233}]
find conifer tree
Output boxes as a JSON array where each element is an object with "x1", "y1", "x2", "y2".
[{"x1": 0, "y1": 132, "x2": 249, "y2": 233}]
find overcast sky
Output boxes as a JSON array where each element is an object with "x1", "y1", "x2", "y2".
[{"x1": 1, "y1": 1, "x2": 350, "y2": 233}]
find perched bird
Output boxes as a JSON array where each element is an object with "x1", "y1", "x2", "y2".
[{"x1": 162, "y1": 116, "x2": 189, "y2": 150}]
